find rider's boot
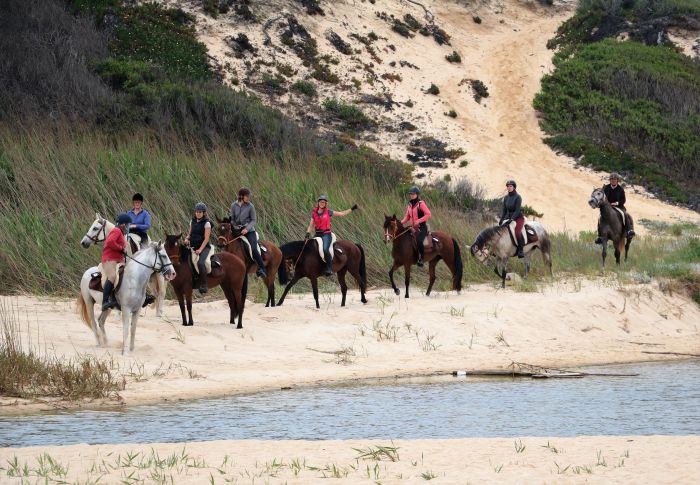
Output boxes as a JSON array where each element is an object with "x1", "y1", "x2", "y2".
[
  {"x1": 594, "y1": 236, "x2": 603, "y2": 245},
  {"x1": 324, "y1": 260, "x2": 333, "y2": 277},
  {"x1": 625, "y1": 218, "x2": 635, "y2": 238},
  {"x1": 142, "y1": 292, "x2": 155, "y2": 308},
  {"x1": 198, "y1": 277, "x2": 208, "y2": 294},
  {"x1": 516, "y1": 235, "x2": 525, "y2": 258},
  {"x1": 256, "y1": 266, "x2": 267, "y2": 278},
  {"x1": 101, "y1": 281, "x2": 116, "y2": 312}
]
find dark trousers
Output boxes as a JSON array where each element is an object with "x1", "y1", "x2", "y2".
[
  {"x1": 317, "y1": 232, "x2": 333, "y2": 267},
  {"x1": 197, "y1": 244, "x2": 211, "y2": 278},
  {"x1": 245, "y1": 231, "x2": 265, "y2": 269},
  {"x1": 416, "y1": 224, "x2": 427, "y2": 258}
]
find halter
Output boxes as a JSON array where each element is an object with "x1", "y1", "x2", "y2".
[
  {"x1": 124, "y1": 246, "x2": 174, "y2": 275},
  {"x1": 85, "y1": 219, "x2": 108, "y2": 244}
]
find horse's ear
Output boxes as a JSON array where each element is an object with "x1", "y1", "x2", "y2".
[
  {"x1": 95, "y1": 211, "x2": 100, "y2": 219},
  {"x1": 215, "y1": 215, "x2": 221, "y2": 224},
  {"x1": 176, "y1": 233, "x2": 182, "y2": 240},
  {"x1": 392, "y1": 214, "x2": 397, "y2": 220}
]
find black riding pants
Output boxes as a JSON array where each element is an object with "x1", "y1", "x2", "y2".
[
  {"x1": 416, "y1": 224, "x2": 427, "y2": 258},
  {"x1": 245, "y1": 231, "x2": 265, "y2": 269}
]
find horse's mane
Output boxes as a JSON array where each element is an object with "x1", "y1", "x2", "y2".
[
  {"x1": 474, "y1": 225, "x2": 506, "y2": 248},
  {"x1": 280, "y1": 240, "x2": 307, "y2": 259}
]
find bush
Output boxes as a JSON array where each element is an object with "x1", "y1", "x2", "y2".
[
  {"x1": 445, "y1": 109, "x2": 458, "y2": 118},
  {"x1": 426, "y1": 83, "x2": 440, "y2": 95},
  {"x1": 322, "y1": 98, "x2": 374, "y2": 129},
  {"x1": 445, "y1": 51, "x2": 462, "y2": 63},
  {"x1": 291, "y1": 79, "x2": 317, "y2": 97},
  {"x1": 470, "y1": 79, "x2": 489, "y2": 102}
]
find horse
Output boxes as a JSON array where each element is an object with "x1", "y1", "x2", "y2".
[
  {"x1": 382, "y1": 215, "x2": 463, "y2": 298},
  {"x1": 588, "y1": 187, "x2": 632, "y2": 266},
  {"x1": 80, "y1": 212, "x2": 166, "y2": 317},
  {"x1": 214, "y1": 217, "x2": 283, "y2": 307},
  {"x1": 277, "y1": 238, "x2": 367, "y2": 309},
  {"x1": 164, "y1": 234, "x2": 248, "y2": 328},
  {"x1": 76, "y1": 242, "x2": 176, "y2": 355},
  {"x1": 470, "y1": 220, "x2": 552, "y2": 288}
]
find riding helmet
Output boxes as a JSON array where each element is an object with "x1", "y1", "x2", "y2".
[
  {"x1": 195, "y1": 202, "x2": 207, "y2": 212},
  {"x1": 318, "y1": 194, "x2": 329, "y2": 202},
  {"x1": 408, "y1": 186, "x2": 420, "y2": 194},
  {"x1": 506, "y1": 180, "x2": 517, "y2": 188},
  {"x1": 116, "y1": 213, "x2": 131, "y2": 225},
  {"x1": 238, "y1": 187, "x2": 251, "y2": 198},
  {"x1": 132, "y1": 193, "x2": 144, "y2": 202}
]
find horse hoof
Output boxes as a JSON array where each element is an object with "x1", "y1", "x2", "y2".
[
  {"x1": 394, "y1": 289, "x2": 400, "y2": 296},
  {"x1": 361, "y1": 298, "x2": 368, "y2": 304}
]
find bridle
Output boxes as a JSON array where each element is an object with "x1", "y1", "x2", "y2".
[
  {"x1": 215, "y1": 224, "x2": 244, "y2": 249},
  {"x1": 384, "y1": 222, "x2": 411, "y2": 243},
  {"x1": 124, "y1": 246, "x2": 174, "y2": 275},
  {"x1": 85, "y1": 219, "x2": 108, "y2": 244}
]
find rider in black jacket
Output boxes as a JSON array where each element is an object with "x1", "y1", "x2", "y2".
[{"x1": 596, "y1": 173, "x2": 635, "y2": 244}]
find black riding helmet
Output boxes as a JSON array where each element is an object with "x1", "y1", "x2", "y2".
[
  {"x1": 116, "y1": 213, "x2": 131, "y2": 225},
  {"x1": 408, "y1": 186, "x2": 420, "y2": 194},
  {"x1": 506, "y1": 180, "x2": 517, "y2": 189}
]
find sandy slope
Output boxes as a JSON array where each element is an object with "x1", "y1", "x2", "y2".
[
  {"x1": 2, "y1": 436, "x2": 699, "y2": 483},
  {"x1": 157, "y1": 0, "x2": 700, "y2": 234},
  {"x1": 1, "y1": 280, "x2": 698, "y2": 414}
]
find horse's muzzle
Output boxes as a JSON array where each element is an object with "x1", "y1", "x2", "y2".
[
  {"x1": 80, "y1": 238, "x2": 92, "y2": 248},
  {"x1": 588, "y1": 199, "x2": 598, "y2": 209},
  {"x1": 165, "y1": 270, "x2": 177, "y2": 281}
]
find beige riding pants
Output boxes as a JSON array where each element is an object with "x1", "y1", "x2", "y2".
[{"x1": 102, "y1": 261, "x2": 120, "y2": 284}]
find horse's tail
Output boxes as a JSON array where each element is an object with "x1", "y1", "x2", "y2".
[
  {"x1": 277, "y1": 254, "x2": 289, "y2": 285},
  {"x1": 452, "y1": 238, "x2": 463, "y2": 291},
  {"x1": 357, "y1": 243, "x2": 367, "y2": 289},
  {"x1": 76, "y1": 293, "x2": 91, "y2": 329}
]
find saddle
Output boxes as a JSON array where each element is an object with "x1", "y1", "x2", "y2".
[
  {"x1": 420, "y1": 231, "x2": 440, "y2": 251},
  {"x1": 191, "y1": 245, "x2": 219, "y2": 275},
  {"x1": 313, "y1": 233, "x2": 343, "y2": 262},
  {"x1": 505, "y1": 219, "x2": 538, "y2": 246},
  {"x1": 239, "y1": 236, "x2": 267, "y2": 261},
  {"x1": 89, "y1": 263, "x2": 125, "y2": 292}
]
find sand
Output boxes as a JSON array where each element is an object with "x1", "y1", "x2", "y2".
[
  {"x1": 2, "y1": 436, "x2": 699, "y2": 483},
  {"x1": 156, "y1": 0, "x2": 700, "y2": 235}
]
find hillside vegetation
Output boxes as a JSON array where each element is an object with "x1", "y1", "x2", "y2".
[
  {"x1": 535, "y1": 0, "x2": 700, "y2": 208},
  {"x1": 0, "y1": 0, "x2": 697, "y2": 302}
]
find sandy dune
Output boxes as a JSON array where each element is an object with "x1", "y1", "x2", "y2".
[
  {"x1": 2, "y1": 278, "x2": 698, "y2": 413},
  {"x1": 157, "y1": 0, "x2": 700, "y2": 234},
  {"x1": 2, "y1": 436, "x2": 699, "y2": 483}
]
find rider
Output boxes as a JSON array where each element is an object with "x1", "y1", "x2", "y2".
[
  {"x1": 101, "y1": 213, "x2": 130, "y2": 311},
  {"x1": 596, "y1": 172, "x2": 635, "y2": 244},
  {"x1": 499, "y1": 180, "x2": 525, "y2": 258},
  {"x1": 401, "y1": 186, "x2": 432, "y2": 267},
  {"x1": 184, "y1": 202, "x2": 212, "y2": 294},
  {"x1": 230, "y1": 187, "x2": 267, "y2": 278},
  {"x1": 305, "y1": 195, "x2": 357, "y2": 276},
  {"x1": 127, "y1": 193, "x2": 151, "y2": 247}
]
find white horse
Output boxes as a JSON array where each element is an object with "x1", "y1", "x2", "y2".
[
  {"x1": 80, "y1": 212, "x2": 166, "y2": 316},
  {"x1": 470, "y1": 220, "x2": 553, "y2": 288},
  {"x1": 77, "y1": 242, "x2": 176, "y2": 354}
]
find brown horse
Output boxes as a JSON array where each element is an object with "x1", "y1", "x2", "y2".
[
  {"x1": 214, "y1": 217, "x2": 283, "y2": 307},
  {"x1": 383, "y1": 215, "x2": 463, "y2": 298},
  {"x1": 277, "y1": 238, "x2": 367, "y2": 308},
  {"x1": 164, "y1": 234, "x2": 248, "y2": 327}
]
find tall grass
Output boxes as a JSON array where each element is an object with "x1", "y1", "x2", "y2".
[{"x1": 0, "y1": 299, "x2": 124, "y2": 399}]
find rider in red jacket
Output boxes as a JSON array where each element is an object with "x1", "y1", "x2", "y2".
[
  {"x1": 401, "y1": 186, "x2": 432, "y2": 267},
  {"x1": 101, "y1": 213, "x2": 129, "y2": 311}
]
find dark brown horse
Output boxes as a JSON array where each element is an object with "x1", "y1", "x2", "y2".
[
  {"x1": 164, "y1": 234, "x2": 248, "y2": 327},
  {"x1": 214, "y1": 217, "x2": 283, "y2": 307},
  {"x1": 277, "y1": 238, "x2": 367, "y2": 308},
  {"x1": 383, "y1": 215, "x2": 463, "y2": 298}
]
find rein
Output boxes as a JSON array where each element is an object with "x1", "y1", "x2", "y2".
[
  {"x1": 385, "y1": 225, "x2": 411, "y2": 243},
  {"x1": 293, "y1": 238, "x2": 310, "y2": 270},
  {"x1": 124, "y1": 248, "x2": 173, "y2": 274},
  {"x1": 216, "y1": 234, "x2": 243, "y2": 248}
]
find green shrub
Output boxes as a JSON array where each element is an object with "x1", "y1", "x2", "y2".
[
  {"x1": 445, "y1": 51, "x2": 462, "y2": 63},
  {"x1": 291, "y1": 79, "x2": 317, "y2": 97},
  {"x1": 322, "y1": 98, "x2": 374, "y2": 128},
  {"x1": 470, "y1": 79, "x2": 489, "y2": 102},
  {"x1": 426, "y1": 83, "x2": 440, "y2": 95}
]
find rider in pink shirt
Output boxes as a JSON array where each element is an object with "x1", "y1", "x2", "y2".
[{"x1": 401, "y1": 186, "x2": 431, "y2": 267}]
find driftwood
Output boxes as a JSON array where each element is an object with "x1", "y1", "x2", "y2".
[
  {"x1": 451, "y1": 361, "x2": 639, "y2": 378},
  {"x1": 641, "y1": 351, "x2": 700, "y2": 358}
]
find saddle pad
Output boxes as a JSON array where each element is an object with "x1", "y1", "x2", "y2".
[
  {"x1": 191, "y1": 245, "x2": 215, "y2": 274},
  {"x1": 423, "y1": 233, "x2": 440, "y2": 250},
  {"x1": 239, "y1": 237, "x2": 265, "y2": 261},
  {"x1": 613, "y1": 206, "x2": 626, "y2": 225},
  {"x1": 129, "y1": 233, "x2": 142, "y2": 249},
  {"x1": 313, "y1": 233, "x2": 337, "y2": 262},
  {"x1": 525, "y1": 225, "x2": 538, "y2": 244}
]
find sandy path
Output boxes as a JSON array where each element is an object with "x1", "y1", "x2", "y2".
[
  {"x1": 2, "y1": 279, "x2": 698, "y2": 414},
  {"x1": 1, "y1": 436, "x2": 699, "y2": 483}
]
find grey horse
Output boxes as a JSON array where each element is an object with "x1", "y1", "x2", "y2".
[
  {"x1": 470, "y1": 221, "x2": 552, "y2": 288},
  {"x1": 588, "y1": 187, "x2": 632, "y2": 266},
  {"x1": 77, "y1": 242, "x2": 176, "y2": 355}
]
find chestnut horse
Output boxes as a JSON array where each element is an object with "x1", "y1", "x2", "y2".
[
  {"x1": 214, "y1": 217, "x2": 283, "y2": 307},
  {"x1": 277, "y1": 238, "x2": 367, "y2": 308},
  {"x1": 164, "y1": 234, "x2": 248, "y2": 327},
  {"x1": 383, "y1": 215, "x2": 463, "y2": 298}
]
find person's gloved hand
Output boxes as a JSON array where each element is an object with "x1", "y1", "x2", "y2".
[
  {"x1": 351, "y1": 204, "x2": 359, "y2": 211},
  {"x1": 305, "y1": 232, "x2": 311, "y2": 239}
]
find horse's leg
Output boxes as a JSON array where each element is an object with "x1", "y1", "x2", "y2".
[
  {"x1": 601, "y1": 237, "x2": 608, "y2": 267},
  {"x1": 614, "y1": 239, "x2": 621, "y2": 266},
  {"x1": 129, "y1": 312, "x2": 140, "y2": 352},
  {"x1": 97, "y1": 308, "x2": 110, "y2": 347},
  {"x1": 426, "y1": 258, "x2": 438, "y2": 296},
  {"x1": 404, "y1": 263, "x2": 412, "y2": 299},
  {"x1": 155, "y1": 273, "x2": 165, "y2": 317},
  {"x1": 176, "y1": 291, "x2": 187, "y2": 326},
  {"x1": 277, "y1": 276, "x2": 300, "y2": 306},
  {"x1": 624, "y1": 237, "x2": 631, "y2": 262},
  {"x1": 221, "y1": 285, "x2": 237, "y2": 325},
  {"x1": 389, "y1": 261, "x2": 401, "y2": 296},
  {"x1": 236, "y1": 282, "x2": 245, "y2": 329},
  {"x1": 499, "y1": 258, "x2": 507, "y2": 289},
  {"x1": 310, "y1": 276, "x2": 320, "y2": 309},
  {"x1": 349, "y1": 263, "x2": 368, "y2": 304},
  {"x1": 186, "y1": 288, "x2": 194, "y2": 326},
  {"x1": 337, "y1": 268, "x2": 348, "y2": 307},
  {"x1": 524, "y1": 252, "x2": 531, "y2": 279},
  {"x1": 121, "y1": 311, "x2": 131, "y2": 356},
  {"x1": 266, "y1": 274, "x2": 275, "y2": 308}
]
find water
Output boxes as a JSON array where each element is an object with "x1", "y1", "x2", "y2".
[{"x1": 2, "y1": 360, "x2": 699, "y2": 447}]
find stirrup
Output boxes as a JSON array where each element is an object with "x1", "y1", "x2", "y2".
[
  {"x1": 627, "y1": 230, "x2": 635, "y2": 238},
  {"x1": 256, "y1": 267, "x2": 267, "y2": 278},
  {"x1": 416, "y1": 258, "x2": 424, "y2": 267},
  {"x1": 142, "y1": 294, "x2": 155, "y2": 308}
]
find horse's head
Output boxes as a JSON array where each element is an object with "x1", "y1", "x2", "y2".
[
  {"x1": 470, "y1": 227, "x2": 498, "y2": 265},
  {"x1": 215, "y1": 220, "x2": 234, "y2": 248},
  {"x1": 383, "y1": 214, "x2": 401, "y2": 243},
  {"x1": 81, "y1": 212, "x2": 109, "y2": 248},
  {"x1": 164, "y1": 234, "x2": 183, "y2": 265},
  {"x1": 589, "y1": 187, "x2": 607, "y2": 209},
  {"x1": 153, "y1": 241, "x2": 177, "y2": 280}
]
